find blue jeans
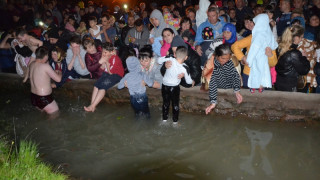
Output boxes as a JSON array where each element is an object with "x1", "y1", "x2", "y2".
[{"x1": 130, "y1": 93, "x2": 150, "y2": 119}]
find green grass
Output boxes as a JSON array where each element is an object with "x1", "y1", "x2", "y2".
[{"x1": 0, "y1": 140, "x2": 68, "y2": 180}]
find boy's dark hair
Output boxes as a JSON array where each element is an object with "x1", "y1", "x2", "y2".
[
  {"x1": 15, "y1": 27, "x2": 27, "y2": 37},
  {"x1": 180, "y1": 17, "x2": 192, "y2": 27},
  {"x1": 102, "y1": 42, "x2": 114, "y2": 51},
  {"x1": 88, "y1": 16, "x2": 97, "y2": 22},
  {"x1": 82, "y1": 38, "x2": 95, "y2": 49},
  {"x1": 69, "y1": 35, "x2": 82, "y2": 44},
  {"x1": 244, "y1": 14, "x2": 254, "y2": 22},
  {"x1": 35, "y1": 46, "x2": 49, "y2": 59},
  {"x1": 134, "y1": 18, "x2": 143, "y2": 27},
  {"x1": 175, "y1": 46, "x2": 188, "y2": 60}
]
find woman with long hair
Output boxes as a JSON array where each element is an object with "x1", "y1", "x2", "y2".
[{"x1": 275, "y1": 25, "x2": 310, "y2": 92}]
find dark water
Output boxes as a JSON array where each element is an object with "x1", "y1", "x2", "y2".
[{"x1": 1, "y1": 92, "x2": 320, "y2": 180}]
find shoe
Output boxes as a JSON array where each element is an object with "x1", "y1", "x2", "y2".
[
  {"x1": 259, "y1": 87, "x2": 264, "y2": 93},
  {"x1": 163, "y1": 119, "x2": 167, "y2": 122},
  {"x1": 173, "y1": 121, "x2": 178, "y2": 125},
  {"x1": 250, "y1": 88, "x2": 255, "y2": 93}
]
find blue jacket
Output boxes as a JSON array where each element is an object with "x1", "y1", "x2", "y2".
[{"x1": 195, "y1": 19, "x2": 225, "y2": 46}]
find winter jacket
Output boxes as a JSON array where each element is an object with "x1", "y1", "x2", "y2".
[{"x1": 275, "y1": 44, "x2": 310, "y2": 91}]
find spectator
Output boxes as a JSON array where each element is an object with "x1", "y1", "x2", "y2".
[{"x1": 125, "y1": 18, "x2": 150, "y2": 49}]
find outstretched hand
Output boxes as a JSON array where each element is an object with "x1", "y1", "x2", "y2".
[
  {"x1": 235, "y1": 92, "x2": 243, "y2": 104},
  {"x1": 205, "y1": 103, "x2": 216, "y2": 115}
]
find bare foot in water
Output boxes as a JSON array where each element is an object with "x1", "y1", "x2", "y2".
[{"x1": 84, "y1": 105, "x2": 95, "y2": 112}]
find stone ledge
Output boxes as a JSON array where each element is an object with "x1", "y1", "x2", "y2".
[{"x1": 1, "y1": 73, "x2": 319, "y2": 122}]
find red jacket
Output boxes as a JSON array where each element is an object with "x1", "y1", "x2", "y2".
[{"x1": 108, "y1": 55, "x2": 124, "y2": 77}]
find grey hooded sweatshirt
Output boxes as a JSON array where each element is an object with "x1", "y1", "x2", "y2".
[{"x1": 118, "y1": 56, "x2": 154, "y2": 95}]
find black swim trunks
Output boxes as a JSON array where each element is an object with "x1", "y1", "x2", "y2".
[{"x1": 31, "y1": 93, "x2": 54, "y2": 109}]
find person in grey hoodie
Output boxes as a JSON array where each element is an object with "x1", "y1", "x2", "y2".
[
  {"x1": 118, "y1": 56, "x2": 154, "y2": 118},
  {"x1": 125, "y1": 18, "x2": 150, "y2": 49}
]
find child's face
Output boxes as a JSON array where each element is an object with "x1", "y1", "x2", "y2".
[
  {"x1": 51, "y1": 51, "x2": 59, "y2": 62},
  {"x1": 267, "y1": 12, "x2": 274, "y2": 19},
  {"x1": 229, "y1": 10, "x2": 236, "y2": 19},
  {"x1": 140, "y1": 57, "x2": 151, "y2": 69},
  {"x1": 223, "y1": 31, "x2": 232, "y2": 40},
  {"x1": 85, "y1": 44, "x2": 97, "y2": 54},
  {"x1": 310, "y1": 15, "x2": 320, "y2": 27},
  {"x1": 102, "y1": 49, "x2": 114, "y2": 59},
  {"x1": 181, "y1": 21, "x2": 190, "y2": 31},
  {"x1": 89, "y1": 20, "x2": 96, "y2": 28},
  {"x1": 80, "y1": 22, "x2": 86, "y2": 28}
]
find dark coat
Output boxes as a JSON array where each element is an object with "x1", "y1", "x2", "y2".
[{"x1": 275, "y1": 45, "x2": 310, "y2": 91}]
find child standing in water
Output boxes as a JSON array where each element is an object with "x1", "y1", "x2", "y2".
[
  {"x1": 28, "y1": 46, "x2": 62, "y2": 114},
  {"x1": 118, "y1": 52, "x2": 154, "y2": 119},
  {"x1": 84, "y1": 42, "x2": 124, "y2": 112},
  {"x1": 158, "y1": 46, "x2": 192, "y2": 124}
]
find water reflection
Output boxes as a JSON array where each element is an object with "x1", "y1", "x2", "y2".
[
  {"x1": 240, "y1": 127, "x2": 273, "y2": 176},
  {"x1": 1, "y1": 93, "x2": 320, "y2": 180}
]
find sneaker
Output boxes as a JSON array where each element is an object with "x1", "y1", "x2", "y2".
[
  {"x1": 250, "y1": 88, "x2": 255, "y2": 94},
  {"x1": 163, "y1": 119, "x2": 167, "y2": 122},
  {"x1": 258, "y1": 87, "x2": 264, "y2": 93},
  {"x1": 173, "y1": 121, "x2": 178, "y2": 125}
]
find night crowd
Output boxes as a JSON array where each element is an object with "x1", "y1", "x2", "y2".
[{"x1": 0, "y1": 0, "x2": 319, "y2": 121}]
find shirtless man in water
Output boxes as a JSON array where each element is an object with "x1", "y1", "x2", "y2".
[{"x1": 28, "y1": 47, "x2": 62, "y2": 114}]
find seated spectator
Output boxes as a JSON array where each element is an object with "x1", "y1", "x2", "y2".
[
  {"x1": 125, "y1": 18, "x2": 150, "y2": 49},
  {"x1": 83, "y1": 37, "x2": 104, "y2": 79},
  {"x1": 65, "y1": 16, "x2": 76, "y2": 32},
  {"x1": 304, "y1": 14, "x2": 320, "y2": 41},
  {"x1": 66, "y1": 35, "x2": 90, "y2": 78},
  {"x1": 76, "y1": 20, "x2": 88, "y2": 37}
]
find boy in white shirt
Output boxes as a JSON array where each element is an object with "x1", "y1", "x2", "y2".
[{"x1": 158, "y1": 46, "x2": 192, "y2": 124}]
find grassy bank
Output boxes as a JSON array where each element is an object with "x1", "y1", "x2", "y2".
[{"x1": 0, "y1": 140, "x2": 68, "y2": 180}]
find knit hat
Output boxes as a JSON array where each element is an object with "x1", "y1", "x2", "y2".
[{"x1": 202, "y1": 27, "x2": 214, "y2": 40}]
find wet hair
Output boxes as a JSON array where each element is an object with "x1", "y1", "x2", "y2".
[
  {"x1": 51, "y1": 46, "x2": 66, "y2": 62},
  {"x1": 102, "y1": 42, "x2": 114, "y2": 52},
  {"x1": 175, "y1": 46, "x2": 188, "y2": 60},
  {"x1": 134, "y1": 18, "x2": 143, "y2": 27},
  {"x1": 139, "y1": 45, "x2": 153, "y2": 60},
  {"x1": 162, "y1": 28, "x2": 174, "y2": 36},
  {"x1": 82, "y1": 38, "x2": 95, "y2": 50},
  {"x1": 180, "y1": 17, "x2": 192, "y2": 28},
  {"x1": 214, "y1": 44, "x2": 232, "y2": 57},
  {"x1": 69, "y1": 35, "x2": 82, "y2": 44},
  {"x1": 15, "y1": 27, "x2": 27, "y2": 37},
  {"x1": 35, "y1": 46, "x2": 49, "y2": 59},
  {"x1": 88, "y1": 16, "x2": 97, "y2": 22}
]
